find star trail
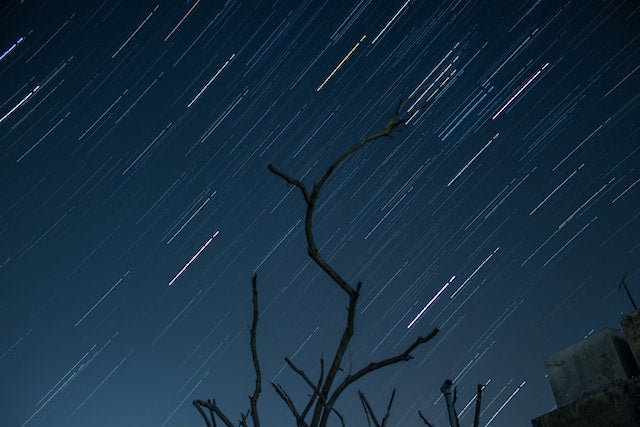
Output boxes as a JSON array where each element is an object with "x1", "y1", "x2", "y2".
[{"x1": 1, "y1": 1, "x2": 639, "y2": 426}]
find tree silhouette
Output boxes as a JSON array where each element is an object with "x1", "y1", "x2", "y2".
[{"x1": 193, "y1": 93, "x2": 440, "y2": 426}]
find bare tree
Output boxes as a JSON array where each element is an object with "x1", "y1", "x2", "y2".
[{"x1": 193, "y1": 93, "x2": 440, "y2": 426}]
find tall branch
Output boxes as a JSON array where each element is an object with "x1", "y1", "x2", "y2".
[
  {"x1": 249, "y1": 274, "x2": 261, "y2": 426},
  {"x1": 312, "y1": 282, "x2": 362, "y2": 425},
  {"x1": 269, "y1": 96, "x2": 438, "y2": 427},
  {"x1": 473, "y1": 383, "x2": 483, "y2": 427}
]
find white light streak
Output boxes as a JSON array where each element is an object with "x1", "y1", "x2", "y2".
[
  {"x1": 484, "y1": 381, "x2": 526, "y2": 426},
  {"x1": 407, "y1": 275, "x2": 456, "y2": 329},
  {"x1": 0, "y1": 85, "x2": 40, "y2": 125},
  {"x1": 75, "y1": 271, "x2": 130, "y2": 327},
  {"x1": 168, "y1": 231, "x2": 219, "y2": 286},
  {"x1": 611, "y1": 177, "x2": 640, "y2": 204},
  {"x1": 164, "y1": 0, "x2": 200, "y2": 42},
  {"x1": 316, "y1": 35, "x2": 366, "y2": 92},
  {"x1": 530, "y1": 163, "x2": 584, "y2": 215},
  {"x1": 112, "y1": 5, "x2": 159, "y2": 59},
  {"x1": 187, "y1": 53, "x2": 235, "y2": 107},
  {"x1": 448, "y1": 133, "x2": 499, "y2": 187},
  {"x1": 492, "y1": 62, "x2": 549, "y2": 120},
  {"x1": 371, "y1": 0, "x2": 411, "y2": 45},
  {"x1": 450, "y1": 247, "x2": 499, "y2": 299}
]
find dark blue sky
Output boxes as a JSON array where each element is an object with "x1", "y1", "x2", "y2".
[{"x1": 1, "y1": 1, "x2": 639, "y2": 426}]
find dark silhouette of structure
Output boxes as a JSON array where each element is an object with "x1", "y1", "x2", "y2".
[{"x1": 531, "y1": 308, "x2": 640, "y2": 426}]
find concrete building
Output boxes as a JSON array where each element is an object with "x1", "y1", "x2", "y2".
[{"x1": 531, "y1": 310, "x2": 640, "y2": 427}]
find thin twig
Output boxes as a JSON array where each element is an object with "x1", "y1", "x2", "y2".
[
  {"x1": 358, "y1": 390, "x2": 380, "y2": 427},
  {"x1": 418, "y1": 410, "x2": 435, "y2": 427},
  {"x1": 381, "y1": 388, "x2": 396, "y2": 427},
  {"x1": 272, "y1": 382, "x2": 307, "y2": 427}
]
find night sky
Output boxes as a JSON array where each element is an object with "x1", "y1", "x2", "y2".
[{"x1": 1, "y1": 1, "x2": 639, "y2": 426}]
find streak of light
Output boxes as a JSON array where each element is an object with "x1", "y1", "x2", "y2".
[
  {"x1": 68, "y1": 350, "x2": 134, "y2": 419},
  {"x1": 75, "y1": 271, "x2": 130, "y2": 327},
  {"x1": 0, "y1": 85, "x2": 40, "y2": 125},
  {"x1": 459, "y1": 380, "x2": 492, "y2": 418},
  {"x1": 450, "y1": 247, "x2": 499, "y2": 299},
  {"x1": 559, "y1": 179, "x2": 612, "y2": 230},
  {"x1": 448, "y1": 133, "x2": 499, "y2": 187},
  {"x1": 25, "y1": 15, "x2": 73, "y2": 63},
  {"x1": 530, "y1": 163, "x2": 584, "y2": 215},
  {"x1": 164, "y1": 0, "x2": 200, "y2": 42},
  {"x1": 123, "y1": 122, "x2": 173, "y2": 174},
  {"x1": 254, "y1": 220, "x2": 300, "y2": 271},
  {"x1": 26, "y1": 334, "x2": 118, "y2": 426},
  {"x1": 480, "y1": 378, "x2": 513, "y2": 418},
  {"x1": 167, "y1": 192, "x2": 215, "y2": 244},
  {"x1": 0, "y1": 36, "x2": 24, "y2": 62},
  {"x1": 16, "y1": 112, "x2": 69, "y2": 162},
  {"x1": 78, "y1": 92, "x2": 126, "y2": 140},
  {"x1": 544, "y1": 217, "x2": 596, "y2": 267},
  {"x1": 187, "y1": 53, "x2": 236, "y2": 107},
  {"x1": 552, "y1": 121, "x2": 605, "y2": 172},
  {"x1": 112, "y1": 5, "x2": 159, "y2": 59},
  {"x1": 0, "y1": 329, "x2": 32, "y2": 361},
  {"x1": 273, "y1": 326, "x2": 320, "y2": 381},
  {"x1": 484, "y1": 381, "x2": 526, "y2": 426},
  {"x1": 316, "y1": 35, "x2": 366, "y2": 92},
  {"x1": 604, "y1": 63, "x2": 640, "y2": 98},
  {"x1": 161, "y1": 371, "x2": 207, "y2": 427},
  {"x1": 181, "y1": 312, "x2": 229, "y2": 368},
  {"x1": 407, "y1": 275, "x2": 456, "y2": 329},
  {"x1": 371, "y1": 0, "x2": 411, "y2": 45},
  {"x1": 168, "y1": 231, "x2": 219, "y2": 286},
  {"x1": 611, "y1": 177, "x2": 640, "y2": 204},
  {"x1": 492, "y1": 62, "x2": 549, "y2": 120}
]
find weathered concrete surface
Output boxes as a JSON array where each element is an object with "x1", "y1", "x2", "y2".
[
  {"x1": 544, "y1": 328, "x2": 638, "y2": 407},
  {"x1": 531, "y1": 376, "x2": 640, "y2": 427},
  {"x1": 621, "y1": 310, "x2": 640, "y2": 368}
]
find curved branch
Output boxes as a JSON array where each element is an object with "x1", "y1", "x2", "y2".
[
  {"x1": 249, "y1": 274, "x2": 261, "y2": 426},
  {"x1": 324, "y1": 327, "x2": 439, "y2": 418}
]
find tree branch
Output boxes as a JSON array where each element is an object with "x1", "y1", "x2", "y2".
[
  {"x1": 473, "y1": 383, "x2": 483, "y2": 427},
  {"x1": 271, "y1": 382, "x2": 307, "y2": 427},
  {"x1": 249, "y1": 274, "x2": 261, "y2": 427},
  {"x1": 267, "y1": 164, "x2": 310, "y2": 204},
  {"x1": 381, "y1": 388, "x2": 396, "y2": 427},
  {"x1": 324, "y1": 327, "x2": 439, "y2": 415},
  {"x1": 193, "y1": 399, "x2": 234, "y2": 427},
  {"x1": 358, "y1": 390, "x2": 380, "y2": 427},
  {"x1": 194, "y1": 400, "x2": 213, "y2": 427},
  {"x1": 313, "y1": 282, "x2": 362, "y2": 425},
  {"x1": 301, "y1": 358, "x2": 325, "y2": 420},
  {"x1": 418, "y1": 410, "x2": 435, "y2": 427}
]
